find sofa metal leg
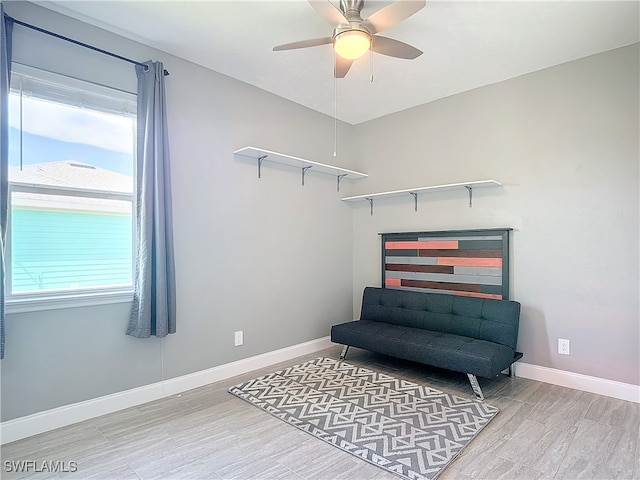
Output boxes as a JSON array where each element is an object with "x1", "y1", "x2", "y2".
[
  {"x1": 510, "y1": 352, "x2": 523, "y2": 378},
  {"x1": 467, "y1": 373, "x2": 485, "y2": 401},
  {"x1": 339, "y1": 345, "x2": 349, "y2": 361}
]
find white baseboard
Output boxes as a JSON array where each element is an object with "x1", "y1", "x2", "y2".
[
  {"x1": 515, "y1": 362, "x2": 640, "y2": 404},
  {"x1": 4, "y1": 345, "x2": 637, "y2": 445},
  {"x1": 0, "y1": 336, "x2": 334, "y2": 445}
]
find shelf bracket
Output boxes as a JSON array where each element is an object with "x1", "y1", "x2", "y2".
[
  {"x1": 366, "y1": 197, "x2": 374, "y2": 216},
  {"x1": 409, "y1": 192, "x2": 418, "y2": 212},
  {"x1": 465, "y1": 186, "x2": 473, "y2": 208},
  {"x1": 301, "y1": 166, "x2": 312, "y2": 186},
  {"x1": 337, "y1": 174, "x2": 348, "y2": 192},
  {"x1": 257, "y1": 155, "x2": 267, "y2": 179}
]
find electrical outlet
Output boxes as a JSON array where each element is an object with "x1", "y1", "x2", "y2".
[
  {"x1": 234, "y1": 330, "x2": 243, "y2": 347},
  {"x1": 558, "y1": 338, "x2": 570, "y2": 355}
]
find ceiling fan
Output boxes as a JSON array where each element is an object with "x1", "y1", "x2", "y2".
[{"x1": 273, "y1": 0, "x2": 426, "y2": 78}]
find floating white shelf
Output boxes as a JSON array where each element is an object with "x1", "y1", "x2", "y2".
[
  {"x1": 341, "y1": 180, "x2": 502, "y2": 215},
  {"x1": 234, "y1": 146, "x2": 367, "y2": 191}
]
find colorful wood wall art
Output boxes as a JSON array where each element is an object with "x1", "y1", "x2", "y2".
[{"x1": 381, "y1": 229, "x2": 511, "y2": 300}]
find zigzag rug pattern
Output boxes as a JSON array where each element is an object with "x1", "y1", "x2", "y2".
[{"x1": 228, "y1": 357, "x2": 498, "y2": 480}]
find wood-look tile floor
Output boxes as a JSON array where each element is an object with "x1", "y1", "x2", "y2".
[{"x1": 2, "y1": 346, "x2": 639, "y2": 480}]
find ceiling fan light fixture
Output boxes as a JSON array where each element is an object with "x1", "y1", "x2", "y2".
[{"x1": 333, "y1": 29, "x2": 371, "y2": 60}]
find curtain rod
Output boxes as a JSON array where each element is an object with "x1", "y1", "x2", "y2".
[{"x1": 4, "y1": 13, "x2": 170, "y2": 76}]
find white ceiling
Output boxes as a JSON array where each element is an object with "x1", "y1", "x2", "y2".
[{"x1": 35, "y1": 1, "x2": 639, "y2": 125}]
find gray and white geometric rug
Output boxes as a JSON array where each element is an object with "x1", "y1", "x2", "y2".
[{"x1": 228, "y1": 357, "x2": 499, "y2": 480}]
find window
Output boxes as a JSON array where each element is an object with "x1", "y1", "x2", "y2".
[{"x1": 7, "y1": 65, "x2": 136, "y2": 310}]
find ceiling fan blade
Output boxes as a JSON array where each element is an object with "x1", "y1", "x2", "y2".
[
  {"x1": 308, "y1": 0, "x2": 349, "y2": 26},
  {"x1": 273, "y1": 37, "x2": 333, "y2": 51},
  {"x1": 362, "y1": 0, "x2": 426, "y2": 35},
  {"x1": 371, "y1": 36, "x2": 422, "y2": 59},
  {"x1": 334, "y1": 55, "x2": 353, "y2": 78}
]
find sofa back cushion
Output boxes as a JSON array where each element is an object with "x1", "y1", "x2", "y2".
[{"x1": 360, "y1": 287, "x2": 521, "y2": 350}]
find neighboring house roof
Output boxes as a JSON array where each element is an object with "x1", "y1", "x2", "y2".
[
  {"x1": 9, "y1": 162, "x2": 133, "y2": 214},
  {"x1": 9, "y1": 161, "x2": 133, "y2": 193}
]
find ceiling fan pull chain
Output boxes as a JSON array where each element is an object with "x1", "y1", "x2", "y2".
[
  {"x1": 370, "y1": 47, "x2": 374, "y2": 83},
  {"x1": 334, "y1": 50, "x2": 338, "y2": 157}
]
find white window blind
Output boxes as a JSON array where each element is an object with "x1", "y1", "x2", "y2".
[{"x1": 11, "y1": 63, "x2": 136, "y2": 116}]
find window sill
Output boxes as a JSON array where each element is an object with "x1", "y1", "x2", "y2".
[{"x1": 6, "y1": 290, "x2": 134, "y2": 314}]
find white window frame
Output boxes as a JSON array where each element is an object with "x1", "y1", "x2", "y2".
[{"x1": 5, "y1": 64, "x2": 137, "y2": 313}]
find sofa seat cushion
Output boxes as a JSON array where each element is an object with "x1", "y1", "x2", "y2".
[
  {"x1": 331, "y1": 320, "x2": 514, "y2": 379},
  {"x1": 360, "y1": 287, "x2": 521, "y2": 351}
]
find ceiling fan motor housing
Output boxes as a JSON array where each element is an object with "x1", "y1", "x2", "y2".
[
  {"x1": 339, "y1": 0, "x2": 366, "y2": 23},
  {"x1": 335, "y1": 0, "x2": 371, "y2": 41}
]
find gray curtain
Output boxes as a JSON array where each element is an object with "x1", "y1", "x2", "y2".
[
  {"x1": 127, "y1": 61, "x2": 176, "y2": 338},
  {"x1": 1, "y1": 5, "x2": 13, "y2": 359}
]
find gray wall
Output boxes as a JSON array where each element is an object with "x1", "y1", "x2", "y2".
[
  {"x1": 350, "y1": 44, "x2": 639, "y2": 386},
  {"x1": 2, "y1": 2, "x2": 638, "y2": 422},
  {"x1": 1, "y1": 1, "x2": 356, "y2": 421}
]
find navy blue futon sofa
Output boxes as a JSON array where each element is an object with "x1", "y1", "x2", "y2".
[{"x1": 331, "y1": 287, "x2": 523, "y2": 400}]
